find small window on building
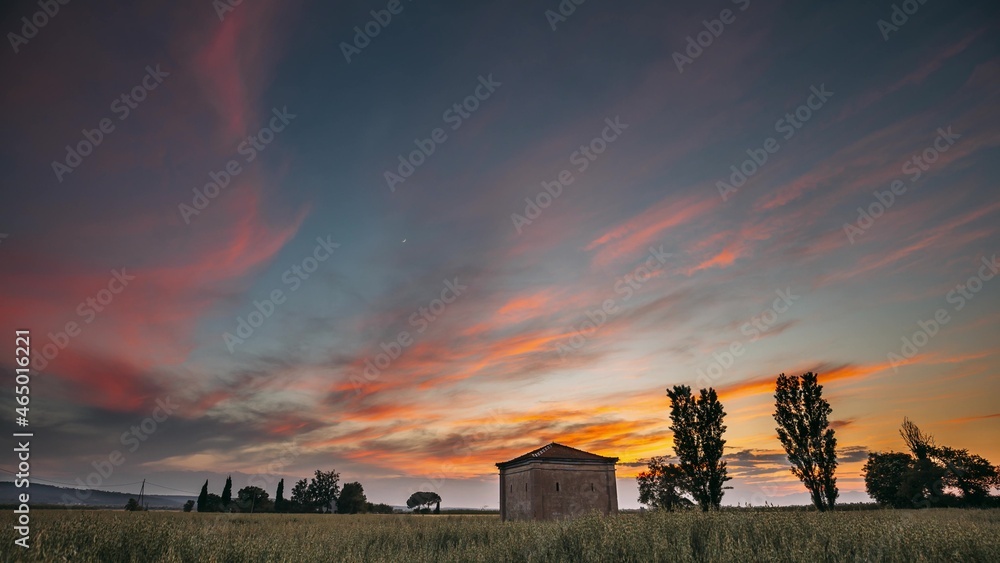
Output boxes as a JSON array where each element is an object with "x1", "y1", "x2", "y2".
[
  {"x1": 556, "y1": 482, "x2": 560, "y2": 492},
  {"x1": 591, "y1": 483, "x2": 594, "y2": 491},
  {"x1": 525, "y1": 483, "x2": 528, "y2": 491},
  {"x1": 510, "y1": 484, "x2": 512, "y2": 492}
]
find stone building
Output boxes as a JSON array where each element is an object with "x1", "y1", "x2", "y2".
[{"x1": 496, "y1": 442, "x2": 619, "y2": 521}]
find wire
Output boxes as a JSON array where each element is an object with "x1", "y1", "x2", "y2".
[{"x1": 143, "y1": 481, "x2": 199, "y2": 495}]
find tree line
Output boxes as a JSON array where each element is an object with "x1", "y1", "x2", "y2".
[
  {"x1": 864, "y1": 418, "x2": 998, "y2": 508},
  {"x1": 638, "y1": 372, "x2": 998, "y2": 511},
  {"x1": 124, "y1": 469, "x2": 447, "y2": 514},
  {"x1": 179, "y1": 470, "x2": 393, "y2": 514}
]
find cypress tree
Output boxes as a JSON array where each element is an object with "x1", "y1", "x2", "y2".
[
  {"x1": 197, "y1": 480, "x2": 209, "y2": 512},
  {"x1": 275, "y1": 479, "x2": 285, "y2": 512},
  {"x1": 222, "y1": 475, "x2": 233, "y2": 507}
]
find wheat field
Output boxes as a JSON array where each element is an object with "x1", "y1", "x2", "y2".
[{"x1": 1, "y1": 509, "x2": 998, "y2": 562}]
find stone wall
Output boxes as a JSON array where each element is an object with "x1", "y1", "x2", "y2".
[{"x1": 500, "y1": 461, "x2": 617, "y2": 520}]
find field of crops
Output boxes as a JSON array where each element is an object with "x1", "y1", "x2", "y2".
[{"x1": 2, "y1": 509, "x2": 999, "y2": 562}]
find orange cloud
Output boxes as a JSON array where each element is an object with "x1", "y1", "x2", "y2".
[
  {"x1": 495, "y1": 290, "x2": 556, "y2": 320},
  {"x1": 586, "y1": 193, "x2": 717, "y2": 267},
  {"x1": 944, "y1": 413, "x2": 1000, "y2": 425},
  {"x1": 715, "y1": 361, "x2": 897, "y2": 402},
  {"x1": 0, "y1": 0, "x2": 307, "y2": 415}
]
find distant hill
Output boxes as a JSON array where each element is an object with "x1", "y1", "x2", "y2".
[{"x1": 0, "y1": 481, "x2": 193, "y2": 509}]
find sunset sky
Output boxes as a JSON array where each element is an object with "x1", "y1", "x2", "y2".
[{"x1": 1, "y1": 0, "x2": 998, "y2": 509}]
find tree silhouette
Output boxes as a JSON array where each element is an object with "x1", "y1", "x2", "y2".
[
  {"x1": 204, "y1": 493, "x2": 224, "y2": 512},
  {"x1": 667, "y1": 385, "x2": 730, "y2": 510},
  {"x1": 637, "y1": 456, "x2": 693, "y2": 511},
  {"x1": 222, "y1": 475, "x2": 233, "y2": 507},
  {"x1": 863, "y1": 452, "x2": 914, "y2": 508},
  {"x1": 337, "y1": 482, "x2": 367, "y2": 514},
  {"x1": 237, "y1": 486, "x2": 269, "y2": 512},
  {"x1": 197, "y1": 480, "x2": 209, "y2": 512},
  {"x1": 933, "y1": 446, "x2": 997, "y2": 507},
  {"x1": 773, "y1": 372, "x2": 839, "y2": 511},
  {"x1": 406, "y1": 491, "x2": 441, "y2": 512},
  {"x1": 307, "y1": 470, "x2": 341, "y2": 513},
  {"x1": 900, "y1": 417, "x2": 933, "y2": 460},
  {"x1": 864, "y1": 418, "x2": 999, "y2": 508},
  {"x1": 290, "y1": 478, "x2": 310, "y2": 512},
  {"x1": 275, "y1": 479, "x2": 285, "y2": 513}
]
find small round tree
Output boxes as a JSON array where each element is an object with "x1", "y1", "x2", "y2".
[{"x1": 405, "y1": 491, "x2": 442, "y2": 513}]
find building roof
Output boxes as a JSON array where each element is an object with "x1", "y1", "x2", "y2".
[{"x1": 495, "y1": 442, "x2": 619, "y2": 470}]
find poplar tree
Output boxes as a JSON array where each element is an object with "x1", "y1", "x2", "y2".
[
  {"x1": 667, "y1": 385, "x2": 730, "y2": 510},
  {"x1": 773, "y1": 372, "x2": 839, "y2": 511}
]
